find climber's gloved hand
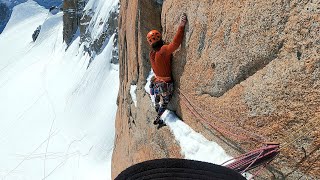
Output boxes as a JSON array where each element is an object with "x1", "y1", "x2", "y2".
[{"x1": 180, "y1": 13, "x2": 187, "y2": 27}]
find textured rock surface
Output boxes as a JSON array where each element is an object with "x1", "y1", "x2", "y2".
[
  {"x1": 112, "y1": 0, "x2": 182, "y2": 178},
  {"x1": 113, "y1": 0, "x2": 319, "y2": 179},
  {"x1": 0, "y1": 2, "x2": 10, "y2": 33},
  {"x1": 80, "y1": 1, "x2": 119, "y2": 64},
  {"x1": 63, "y1": 0, "x2": 86, "y2": 45}
]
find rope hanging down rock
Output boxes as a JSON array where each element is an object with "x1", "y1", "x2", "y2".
[
  {"x1": 178, "y1": 88, "x2": 267, "y2": 143},
  {"x1": 177, "y1": 88, "x2": 318, "y2": 177}
]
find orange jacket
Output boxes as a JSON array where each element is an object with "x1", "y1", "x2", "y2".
[{"x1": 149, "y1": 25, "x2": 185, "y2": 83}]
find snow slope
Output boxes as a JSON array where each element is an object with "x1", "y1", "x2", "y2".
[
  {"x1": 0, "y1": 0, "x2": 62, "y2": 33},
  {"x1": 83, "y1": 0, "x2": 118, "y2": 42},
  {"x1": 1, "y1": 0, "x2": 62, "y2": 8},
  {"x1": 0, "y1": 1, "x2": 118, "y2": 180}
]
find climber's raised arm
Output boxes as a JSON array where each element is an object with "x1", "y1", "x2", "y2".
[{"x1": 165, "y1": 13, "x2": 187, "y2": 54}]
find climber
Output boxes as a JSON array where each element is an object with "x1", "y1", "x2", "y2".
[{"x1": 147, "y1": 13, "x2": 187, "y2": 125}]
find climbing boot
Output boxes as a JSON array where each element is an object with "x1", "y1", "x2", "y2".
[{"x1": 153, "y1": 116, "x2": 162, "y2": 125}]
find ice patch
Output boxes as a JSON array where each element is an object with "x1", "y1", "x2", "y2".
[
  {"x1": 130, "y1": 85, "x2": 137, "y2": 107},
  {"x1": 144, "y1": 70, "x2": 154, "y2": 94}
]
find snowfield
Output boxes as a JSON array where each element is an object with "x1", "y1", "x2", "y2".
[{"x1": 0, "y1": 0, "x2": 119, "y2": 180}]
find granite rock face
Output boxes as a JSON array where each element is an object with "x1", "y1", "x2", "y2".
[
  {"x1": 113, "y1": 0, "x2": 319, "y2": 179},
  {"x1": 112, "y1": 0, "x2": 182, "y2": 178},
  {"x1": 63, "y1": 0, "x2": 86, "y2": 45}
]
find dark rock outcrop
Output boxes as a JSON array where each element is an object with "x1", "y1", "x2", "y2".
[
  {"x1": 80, "y1": 2, "x2": 119, "y2": 64},
  {"x1": 0, "y1": 2, "x2": 10, "y2": 33},
  {"x1": 0, "y1": 3, "x2": 9, "y2": 22},
  {"x1": 32, "y1": 25, "x2": 41, "y2": 42},
  {"x1": 63, "y1": 0, "x2": 86, "y2": 45}
]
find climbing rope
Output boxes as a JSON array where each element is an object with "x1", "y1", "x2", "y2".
[
  {"x1": 177, "y1": 88, "x2": 319, "y2": 177},
  {"x1": 177, "y1": 88, "x2": 277, "y2": 177},
  {"x1": 279, "y1": 118, "x2": 318, "y2": 151},
  {"x1": 222, "y1": 143, "x2": 280, "y2": 174},
  {"x1": 180, "y1": 97, "x2": 249, "y2": 141},
  {"x1": 178, "y1": 88, "x2": 267, "y2": 143}
]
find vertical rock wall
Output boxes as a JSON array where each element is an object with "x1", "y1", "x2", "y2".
[
  {"x1": 63, "y1": 0, "x2": 86, "y2": 45},
  {"x1": 163, "y1": 0, "x2": 319, "y2": 179},
  {"x1": 112, "y1": 0, "x2": 182, "y2": 178},
  {"x1": 114, "y1": 0, "x2": 320, "y2": 179}
]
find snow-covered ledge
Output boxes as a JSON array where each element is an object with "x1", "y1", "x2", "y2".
[{"x1": 162, "y1": 110, "x2": 232, "y2": 164}]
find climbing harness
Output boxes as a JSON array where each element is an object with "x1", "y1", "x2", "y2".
[{"x1": 151, "y1": 81, "x2": 174, "y2": 96}]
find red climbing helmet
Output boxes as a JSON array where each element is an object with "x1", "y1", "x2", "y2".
[{"x1": 147, "y1": 30, "x2": 162, "y2": 45}]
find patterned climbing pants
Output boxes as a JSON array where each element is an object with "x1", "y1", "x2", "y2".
[{"x1": 151, "y1": 81, "x2": 174, "y2": 117}]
